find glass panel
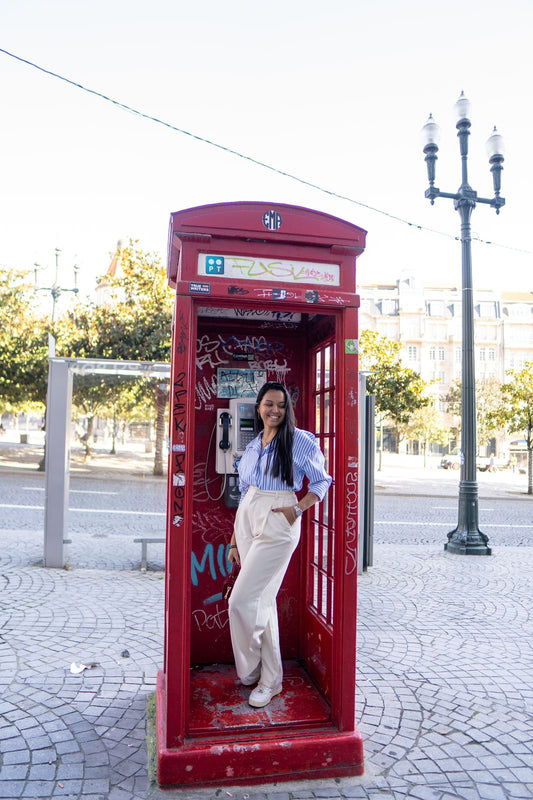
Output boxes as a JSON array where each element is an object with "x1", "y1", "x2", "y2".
[
  {"x1": 322, "y1": 527, "x2": 328, "y2": 571},
  {"x1": 313, "y1": 521, "x2": 320, "y2": 565},
  {"x1": 321, "y1": 573, "x2": 328, "y2": 618},
  {"x1": 315, "y1": 394, "x2": 321, "y2": 431},
  {"x1": 327, "y1": 578, "x2": 333, "y2": 624},
  {"x1": 323, "y1": 438, "x2": 330, "y2": 473},
  {"x1": 315, "y1": 350, "x2": 322, "y2": 391},
  {"x1": 313, "y1": 568, "x2": 319, "y2": 609},
  {"x1": 324, "y1": 347, "x2": 331, "y2": 388},
  {"x1": 324, "y1": 393, "x2": 330, "y2": 433},
  {"x1": 322, "y1": 488, "x2": 329, "y2": 526}
]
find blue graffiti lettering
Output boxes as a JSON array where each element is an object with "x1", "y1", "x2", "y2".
[{"x1": 191, "y1": 543, "x2": 232, "y2": 586}]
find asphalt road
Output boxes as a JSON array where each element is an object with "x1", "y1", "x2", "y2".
[
  {"x1": 1, "y1": 470, "x2": 532, "y2": 548},
  {"x1": 375, "y1": 493, "x2": 533, "y2": 547},
  {"x1": 0, "y1": 472, "x2": 167, "y2": 538}
]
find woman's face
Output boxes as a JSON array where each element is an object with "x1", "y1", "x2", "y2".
[{"x1": 257, "y1": 389, "x2": 287, "y2": 432}]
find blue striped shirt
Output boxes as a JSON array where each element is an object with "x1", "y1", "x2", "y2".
[{"x1": 238, "y1": 428, "x2": 332, "y2": 502}]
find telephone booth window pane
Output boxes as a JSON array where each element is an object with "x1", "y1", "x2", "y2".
[
  {"x1": 315, "y1": 395, "x2": 321, "y2": 429},
  {"x1": 316, "y1": 350, "x2": 322, "y2": 391},
  {"x1": 321, "y1": 573, "x2": 328, "y2": 618},
  {"x1": 312, "y1": 521, "x2": 319, "y2": 563},
  {"x1": 327, "y1": 578, "x2": 333, "y2": 624},
  {"x1": 323, "y1": 438, "x2": 330, "y2": 472},
  {"x1": 324, "y1": 347, "x2": 331, "y2": 389},
  {"x1": 322, "y1": 489, "x2": 329, "y2": 526},
  {"x1": 322, "y1": 527, "x2": 329, "y2": 571},
  {"x1": 313, "y1": 569, "x2": 319, "y2": 608},
  {"x1": 324, "y1": 394, "x2": 330, "y2": 433}
]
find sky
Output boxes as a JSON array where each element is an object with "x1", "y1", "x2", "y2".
[{"x1": 1, "y1": 0, "x2": 532, "y2": 315}]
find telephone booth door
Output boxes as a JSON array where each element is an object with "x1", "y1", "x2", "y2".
[{"x1": 157, "y1": 202, "x2": 366, "y2": 786}]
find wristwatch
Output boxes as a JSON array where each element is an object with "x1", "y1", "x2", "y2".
[{"x1": 293, "y1": 505, "x2": 303, "y2": 517}]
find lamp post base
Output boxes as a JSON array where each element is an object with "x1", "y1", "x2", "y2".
[
  {"x1": 445, "y1": 480, "x2": 491, "y2": 556},
  {"x1": 444, "y1": 535, "x2": 491, "y2": 556}
]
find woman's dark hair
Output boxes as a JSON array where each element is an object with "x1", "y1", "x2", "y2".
[{"x1": 254, "y1": 382, "x2": 295, "y2": 486}]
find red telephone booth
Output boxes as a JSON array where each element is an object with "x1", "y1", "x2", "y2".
[{"x1": 157, "y1": 201, "x2": 366, "y2": 786}]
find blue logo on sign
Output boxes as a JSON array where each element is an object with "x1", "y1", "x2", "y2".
[{"x1": 206, "y1": 256, "x2": 225, "y2": 275}]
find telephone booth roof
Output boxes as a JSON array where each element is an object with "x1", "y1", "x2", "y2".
[{"x1": 167, "y1": 201, "x2": 366, "y2": 283}]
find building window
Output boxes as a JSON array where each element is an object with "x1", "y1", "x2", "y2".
[
  {"x1": 408, "y1": 345, "x2": 418, "y2": 360},
  {"x1": 479, "y1": 348, "x2": 486, "y2": 361},
  {"x1": 489, "y1": 348, "x2": 495, "y2": 361},
  {"x1": 438, "y1": 347, "x2": 445, "y2": 361},
  {"x1": 429, "y1": 300, "x2": 445, "y2": 316},
  {"x1": 380, "y1": 299, "x2": 398, "y2": 315},
  {"x1": 429, "y1": 346, "x2": 436, "y2": 360},
  {"x1": 478, "y1": 301, "x2": 498, "y2": 318},
  {"x1": 438, "y1": 371, "x2": 446, "y2": 383},
  {"x1": 455, "y1": 347, "x2": 461, "y2": 363}
]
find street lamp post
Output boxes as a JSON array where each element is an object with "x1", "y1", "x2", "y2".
[
  {"x1": 34, "y1": 248, "x2": 80, "y2": 470},
  {"x1": 422, "y1": 92, "x2": 505, "y2": 556},
  {"x1": 34, "y1": 248, "x2": 79, "y2": 322}
]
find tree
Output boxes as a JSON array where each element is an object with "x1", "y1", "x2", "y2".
[
  {"x1": 0, "y1": 268, "x2": 50, "y2": 411},
  {"x1": 489, "y1": 363, "x2": 533, "y2": 495},
  {"x1": 359, "y1": 330, "x2": 429, "y2": 468},
  {"x1": 360, "y1": 330, "x2": 429, "y2": 426},
  {"x1": 55, "y1": 241, "x2": 173, "y2": 475},
  {"x1": 444, "y1": 377, "x2": 503, "y2": 451},
  {"x1": 399, "y1": 401, "x2": 448, "y2": 467}
]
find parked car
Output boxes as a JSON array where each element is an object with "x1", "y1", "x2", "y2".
[{"x1": 440, "y1": 452, "x2": 461, "y2": 470}]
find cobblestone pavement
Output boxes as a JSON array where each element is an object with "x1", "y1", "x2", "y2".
[{"x1": 1, "y1": 454, "x2": 533, "y2": 799}]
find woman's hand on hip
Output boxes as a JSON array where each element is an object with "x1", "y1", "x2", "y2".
[{"x1": 272, "y1": 506, "x2": 299, "y2": 526}]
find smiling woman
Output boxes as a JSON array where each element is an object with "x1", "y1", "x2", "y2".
[{"x1": 226, "y1": 381, "x2": 331, "y2": 709}]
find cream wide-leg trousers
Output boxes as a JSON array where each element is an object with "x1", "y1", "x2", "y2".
[{"x1": 228, "y1": 486, "x2": 302, "y2": 690}]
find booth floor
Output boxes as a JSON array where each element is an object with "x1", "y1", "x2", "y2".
[{"x1": 189, "y1": 662, "x2": 330, "y2": 734}]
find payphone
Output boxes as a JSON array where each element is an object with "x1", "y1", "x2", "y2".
[
  {"x1": 158, "y1": 201, "x2": 367, "y2": 787},
  {"x1": 211, "y1": 397, "x2": 257, "y2": 507},
  {"x1": 215, "y1": 398, "x2": 257, "y2": 475}
]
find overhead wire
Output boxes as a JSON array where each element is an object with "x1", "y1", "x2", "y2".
[{"x1": 1, "y1": 46, "x2": 532, "y2": 258}]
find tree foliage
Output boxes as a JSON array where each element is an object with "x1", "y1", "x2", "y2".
[
  {"x1": 54, "y1": 241, "x2": 173, "y2": 474},
  {"x1": 444, "y1": 377, "x2": 503, "y2": 449},
  {"x1": 359, "y1": 330, "x2": 429, "y2": 426},
  {"x1": 0, "y1": 268, "x2": 49, "y2": 410},
  {"x1": 489, "y1": 363, "x2": 533, "y2": 494},
  {"x1": 399, "y1": 400, "x2": 449, "y2": 467}
]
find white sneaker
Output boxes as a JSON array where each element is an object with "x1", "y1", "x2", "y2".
[{"x1": 248, "y1": 683, "x2": 282, "y2": 708}]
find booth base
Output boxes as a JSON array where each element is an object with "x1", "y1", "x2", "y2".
[{"x1": 156, "y1": 668, "x2": 365, "y2": 787}]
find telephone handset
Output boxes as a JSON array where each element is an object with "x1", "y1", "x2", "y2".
[{"x1": 218, "y1": 411, "x2": 231, "y2": 455}]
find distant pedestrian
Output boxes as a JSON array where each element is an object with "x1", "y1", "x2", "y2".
[{"x1": 511, "y1": 454, "x2": 517, "y2": 473}]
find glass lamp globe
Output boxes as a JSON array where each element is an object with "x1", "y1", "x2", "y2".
[{"x1": 454, "y1": 91, "x2": 471, "y2": 122}]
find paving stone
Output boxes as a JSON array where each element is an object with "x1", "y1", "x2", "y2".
[{"x1": 21, "y1": 781, "x2": 55, "y2": 797}]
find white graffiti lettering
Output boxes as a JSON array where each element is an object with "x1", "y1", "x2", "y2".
[
  {"x1": 344, "y1": 469, "x2": 358, "y2": 575},
  {"x1": 192, "y1": 604, "x2": 229, "y2": 632},
  {"x1": 195, "y1": 375, "x2": 218, "y2": 410}
]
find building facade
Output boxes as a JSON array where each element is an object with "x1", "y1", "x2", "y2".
[{"x1": 359, "y1": 274, "x2": 533, "y2": 458}]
